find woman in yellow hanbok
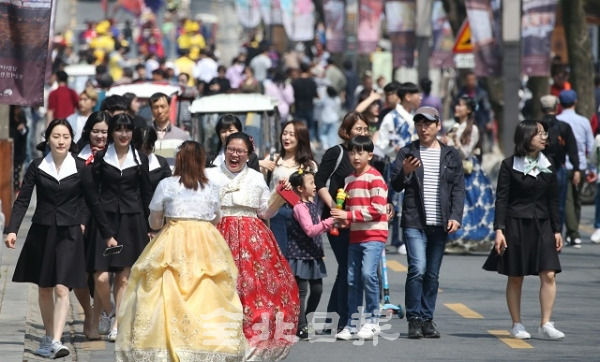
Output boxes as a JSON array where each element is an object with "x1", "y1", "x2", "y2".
[{"x1": 115, "y1": 141, "x2": 246, "y2": 361}]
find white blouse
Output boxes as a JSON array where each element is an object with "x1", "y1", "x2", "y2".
[
  {"x1": 447, "y1": 121, "x2": 479, "y2": 159},
  {"x1": 149, "y1": 176, "x2": 221, "y2": 222}
]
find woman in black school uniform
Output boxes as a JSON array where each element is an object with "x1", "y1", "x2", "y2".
[
  {"x1": 88, "y1": 113, "x2": 152, "y2": 343},
  {"x1": 132, "y1": 126, "x2": 172, "y2": 191},
  {"x1": 5, "y1": 119, "x2": 116, "y2": 359}
]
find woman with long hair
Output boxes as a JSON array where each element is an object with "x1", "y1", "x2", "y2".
[
  {"x1": 208, "y1": 132, "x2": 299, "y2": 360},
  {"x1": 314, "y1": 111, "x2": 369, "y2": 334},
  {"x1": 262, "y1": 120, "x2": 317, "y2": 257},
  {"x1": 5, "y1": 119, "x2": 115, "y2": 358},
  {"x1": 445, "y1": 95, "x2": 495, "y2": 254},
  {"x1": 116, "y1": 141, "x2": 246, "y2": 361},
  {"x1": 87, "y1": 113, "x2": 152, "y2": 342},
  {"x1": 77, "y1": 111, "x2": 110, "y2": 164}
]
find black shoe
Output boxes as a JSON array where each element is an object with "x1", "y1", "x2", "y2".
[
  {"x1": 297, "y1": 326, "x2": 309, "y2": 341},
  {"x1": 421, "y1": 319, "x2": 440, "y2": 338},
  {"x1": 408, "y1": 319, "x2": 423, "y2": 339}
]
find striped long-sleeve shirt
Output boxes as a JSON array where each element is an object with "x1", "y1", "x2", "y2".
[{"x1": 344, "y1": 167, "x2": 389, "y2": 244}]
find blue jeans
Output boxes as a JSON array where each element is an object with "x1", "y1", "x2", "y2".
[
  {"x1": 595, "y1": 183, "x2": 600, "y2": 228},
  {"x1": 294, "y1": 108, "x2": 316, "y2": 141},
  {"x1": 270, "y1": 205, "x2": 292, "y2": 257},
  {"x1": 318, "y1": 122, "x2": 339, "y2": 150},
  {"x1": 326, "y1": 228, "x2": 349, "y2": 329},
  {"x1": 404, "y1": 226, "x2": 447, "y2": 321},
  {"x1": 346, "y1": 241, "x2": 384, "y2": 325},
  {"x1": 556, "y1": 165, "x2": 567, "y2": 231}
]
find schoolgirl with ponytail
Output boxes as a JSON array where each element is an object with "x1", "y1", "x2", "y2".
[{"x1": 86, "y1": 113, "x2": 152, "y2": 342}]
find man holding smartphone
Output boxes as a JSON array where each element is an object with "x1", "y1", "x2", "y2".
[{"x1": 391, "y1": 106, "x2": 465, "y2": 339}]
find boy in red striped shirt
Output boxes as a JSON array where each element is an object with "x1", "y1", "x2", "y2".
[{"x1": 331, "y1": 135, "x2": 388, "y2": 340}]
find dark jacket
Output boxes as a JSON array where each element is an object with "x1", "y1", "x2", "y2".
[
  {"x1": 7, "y1": 157, "x2": 113, "y2": 239},
  {"x1": 149, "y1": 154, "x2": 172, "y2": 192},
  {"x1": 314, "y1": 144, "x2": 355, "y2": 219},
  {"x1": 493, "y1": 156, "x2": 560, "y2": 233},
  {"x1": 391, "y1": 140, "x2": 465, "y2": 230},
  {"x1": 541, "y1": 114, "x2": 580, "y2": 171}
]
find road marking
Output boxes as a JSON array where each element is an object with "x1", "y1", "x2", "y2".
[
  {"x1": 488, "y1": 330, "x2": 534, "y2": 349},
  {"x1": 386, "y1": 260, "x2": 407, "y2": 272},
  {"x1": 444, "y1": 303, "x2": 484, "y2": 318}
]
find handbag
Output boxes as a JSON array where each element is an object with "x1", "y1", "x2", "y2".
[{"x1": 462, "y1": 159, "x2": 473, "y2": 175}]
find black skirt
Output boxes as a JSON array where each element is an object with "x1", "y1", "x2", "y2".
[
  {"x1": 90, "y1": 211, "x2": 149, "y2": 272},
  {"x1": 12, "y1": 224, "x2": 86, "y2": 288},
  {"x1": 482, "y1": 217, "x2": 561, "y2": 276}
]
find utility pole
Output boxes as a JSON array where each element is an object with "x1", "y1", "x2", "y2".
[
  {"x1": 346, "y1": 0, "x2": 359, "y2": 70},
  {"x1": 501, "y1": 0, "x2": 521, "y2": 155}
]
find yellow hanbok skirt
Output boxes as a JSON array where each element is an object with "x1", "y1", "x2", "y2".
[{"x1": 115, "y1": 219, "x2": 246, "y2": 362}]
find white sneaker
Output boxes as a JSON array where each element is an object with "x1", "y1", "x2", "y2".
[
  {"x1": 34, "y1": 335, "x2": 53, "y2": 358},
  {"x1": 591, "y1": 229, "x2": 600, "y2": 243},
  {"x1": 398, "y1": 244, "x2": 407, "y2": 255},
  {"x1": 99, "y1": 309, "x2": 114, "y2": 335},
  {"x1": 539, "y1": 322, "x2": 565, "y2": 340},
  {"x1": 509, "y1": 323, "x2": 531, "y2": 339},
  {"x1": 51, "y1": 339, "x2": 70, "y2": 358},
  {"x1": 572, "y1": 238, "x2": 582, "y2": 248},
  {"x1": 335, "y1": 326, "x2": 358, "y2": 340},
  {"x1": 107, "y1": 328, "x2": 117, "y2": 342},
  {"x1": 356, "y1": 323, "x2": 381, "y2": 340}
]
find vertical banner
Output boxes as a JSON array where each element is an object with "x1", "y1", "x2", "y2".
[
  {"x1": 465, "y1": 0, "x2": 502, "y2": 76},
  {"x1": 385, "y1": 0, "x2": 416, "y2": 68},
  {"x1": 281, "y1": 0, "x2": 315, "y2": 41},
  {"x1": 236, "y1": 0, "x2": 262, "y2": 29},
  {"x1": 521, "y1": 0, "x2": 558, "y2": 76},
  {"x1": 259, "y1": 0, "x2": 272, "y2": 25},
  {"x1": 430, "y1": 0, "x2": 454, "y2": 68},
  {"x1": 0, "y1": 0, "x2": 53, "y2": 106},
  {"x1": 357, "y1": 0, "x2": 383, "y2": 54},
  {"x1": 323, "y1": 0, "x2": 345, "y2": 53}
]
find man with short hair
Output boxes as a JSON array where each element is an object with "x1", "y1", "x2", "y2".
[
  {"x1": 540, "y1": 94, "x2": 580, "y2": 238},
  {"x1": 149, "y1": 92, "x2": 189, "y2": 141},
  {"x1": 47, "y1": 70, "x2": 79, "y2": 124},
  {"x1": 391, "y1": 106, "x2": 464, "y2": 339},
  {"x1": 556, "y1": 90, "x2": 594, "y2": 248}
]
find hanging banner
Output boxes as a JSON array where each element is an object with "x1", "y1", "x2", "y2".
[
  {"x1": 281, "y1": 0, "x2": 314, "y2": 41},
  {"x1": 324, "y1": 0, "x2": 345, "y2": 53},
  {"x1": 358, "y1": 0, "x2": 383, "y2": 54},
  {"x1": 430, "y1": 0, "x2": 454, "y2": 68},
  {"x1": 521, "y1": 0, "x2": 558, "y2": 76},
  {"x1": 465, "y1": 0, "x2": 502, "y2": 76},
  {"x1": 386, "y1": 0, "x2": 416, "y2": 68},
  {"x1": 259, "y1": 0, "x2": 272, "y2": 25},
  {"x1": 236, "y1": 0, "x2": 262, "y2": 29},
  {"x1": 0, "y1": 0, "x2": 53, "y2": 106}
]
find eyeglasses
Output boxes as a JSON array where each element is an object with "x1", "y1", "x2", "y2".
[
  {"x1": 351, "y1": 126, "x2": 368, "y2": 133},
  {"x1": 226, "y1": 147, "x2": 248, "y2": 155},
  {"x1": 537, "y1": 131, "x2": 549, "y2": 138}
]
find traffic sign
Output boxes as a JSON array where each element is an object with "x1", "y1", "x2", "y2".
[{"x1": 452, "y1": 20, "x2": 472, "y2": 53}]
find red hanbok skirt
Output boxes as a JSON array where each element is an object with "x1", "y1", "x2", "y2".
[{"x1": 217, "y1": 216, "x2": 300, "y2": 361}]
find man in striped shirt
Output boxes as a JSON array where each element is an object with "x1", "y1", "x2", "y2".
[
  {"x1": 331, "y1": 135, "x2": 388, "y2": 341},
  {"x1": 391, "y1": 106, "x2": 465, "y2": 339}
]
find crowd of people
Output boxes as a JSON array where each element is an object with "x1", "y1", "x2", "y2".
[{"x1": 7, "y1": 10, "x2": 600, "y2": 362}]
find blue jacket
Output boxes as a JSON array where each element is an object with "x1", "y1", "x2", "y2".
[{"x1": 391, "y1": 140, "x2": 465, "y2": 230}]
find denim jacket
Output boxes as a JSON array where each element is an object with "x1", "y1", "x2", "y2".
[{"x1": 390, "y1": 140, "x2": 465, "y2": 230}]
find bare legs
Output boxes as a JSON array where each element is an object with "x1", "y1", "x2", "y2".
[
  {"x1": 506, "y1": 271, "x2": 557, "y2": 326},
  {"x1": 73, "y1": 284, "x2": 101, "y2": 340},
  {"x1": 38, "y1": 285, "x2": 70, "y2": 341},
  {"x1": 93, "y1": 268, "x2": 131, "y2": 332},
  {"x1": 112, "y1": 268, "x2": 130, "y2": 332}
]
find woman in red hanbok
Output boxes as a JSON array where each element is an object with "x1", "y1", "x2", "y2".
[{"x1": 208, "y1": 132, "x2": 299, "y2": 361}]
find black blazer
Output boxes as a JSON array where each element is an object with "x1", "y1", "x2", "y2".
[
  {"x1": 7, "y1": 156, "x2": 113, "y2": 239},
  {"x1": 493, "y1": 156, "x2": 560, "y2": 233},
  {"x1": 149, "y1": 154, "x2": 172, "y2": 192},
  {"x1": 91, "y1": 151, "x2": 153, "y2": 216},
  {"x1": 391, "y1": 140, "x2": 465, "y2": 230}
]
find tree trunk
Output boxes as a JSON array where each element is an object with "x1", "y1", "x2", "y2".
[
  {"x1": 441, "y1": 0, "x2": 467, "y2": 36},
  {"x1": 527, "y1": 76, "x2": 551, "y2": 120},
  {"x1": 562, "y1": 0, "x2": 595, "y2": 118}
]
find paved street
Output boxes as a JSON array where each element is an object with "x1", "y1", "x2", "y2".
[{"x1": 1, "y1": 199, "x2": 599, "y2": 361}]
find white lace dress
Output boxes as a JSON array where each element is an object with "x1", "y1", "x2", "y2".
[{"x1": 115, "y1": 176, "x2": 246, "y2": 362}]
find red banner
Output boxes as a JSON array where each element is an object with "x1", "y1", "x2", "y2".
[
  {"x1": 386, "y1": 0, "x2": 416, "y2": 68},
  {"x1": 324, "y1": 0, "x2": 345, "y2": 53},
  {"x1": 521, "y1": 0, "x2": 558, "y2": 76},
  {"x1": 0, "y1": 0, "x2": 53, "y2": 106},
  {"x1": 465, "y1": 0, "x2": 502, "y2": 76},
  {"x1": 358, "y1": 0, "x2": 383, "y2": 54}
]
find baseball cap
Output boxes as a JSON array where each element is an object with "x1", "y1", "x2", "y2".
[
  {"x1": 559, "y1": 89, "x2": 577, "y2": 104},
  {"x1": 413, "y1": 106, "x2": 440, "y2": 122},
  {"x1": 540, "y1": 95, "x2": 558, "y2": 109}
]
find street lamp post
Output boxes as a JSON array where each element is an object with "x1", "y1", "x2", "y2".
[{"x1": 501, "y1": 0, "x2": 521, "y2": 156}]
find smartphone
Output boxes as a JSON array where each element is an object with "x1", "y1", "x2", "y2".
[
  {"x1": 103, "y1": 245, "x2": 123, "y2": 257},
  {"x1": 499, "y1": 245, "x2": 507, "y2": 256}
]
